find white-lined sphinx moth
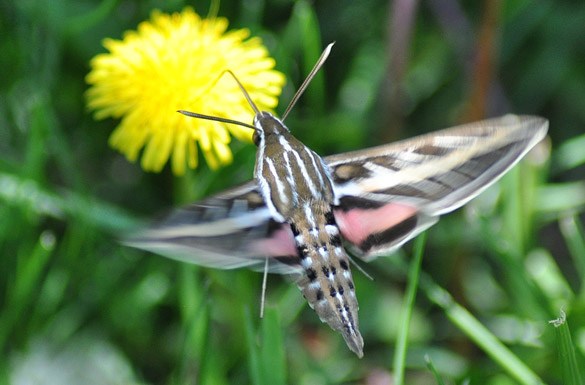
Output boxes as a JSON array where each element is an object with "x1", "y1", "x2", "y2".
[{"x1": 127, "y1": 45, "x2": 548, "y2": 357}]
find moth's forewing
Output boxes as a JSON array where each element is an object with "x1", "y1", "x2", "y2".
[
  {"x1": 328, "y1": 115, "x2": 548, "y2": 260},
  {"x1": 126, "y1": 181, "x2": 300, "y2": 274}
]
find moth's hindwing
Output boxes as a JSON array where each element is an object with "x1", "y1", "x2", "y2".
[{"x1": 128, "y1": 114, "x2": 548, "y2": 267}]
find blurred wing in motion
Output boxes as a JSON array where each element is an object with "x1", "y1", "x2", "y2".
[
  {"x1": 128, "y1": 114, "x2": 548, "y2": 267},
  {"x1": 125, "y1": 181, "x2": 300, "y2": 274}
]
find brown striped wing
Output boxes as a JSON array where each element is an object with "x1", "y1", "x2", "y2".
[
  {"x1": 127, "y1": 114, "x2": 548, "y2": 269},
  {"x1": 125, "y1": 181, "x2": 302, "y2": 274},
  {"x1": 327, "y1": 114, "x2": 548, "y2": 260}
]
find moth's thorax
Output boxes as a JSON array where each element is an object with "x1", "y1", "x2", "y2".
[{"x1": 253, "y1": 112, "x2": 337, "y2": 222}]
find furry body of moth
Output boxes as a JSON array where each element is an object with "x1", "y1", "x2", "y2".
[{"x1": 254, "y1": 111, "x2": 363, "y2": 356}]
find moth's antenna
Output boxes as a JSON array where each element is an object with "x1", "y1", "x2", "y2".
[
  {"x1": 177, "y1": 110, "x2": 256, "y2": 130},
  {"x1": 179, "y1": 69, "x2": 261, "y2": 129},
  {"x1": 282, "y1": 42, "x2": 335, "y2": 121},
  {"x1": 260, "y1": 257, "x2": 269, "y2": 318},
  {"x1": 223, "y1": 70, "x2": 261, "y2": 116}
]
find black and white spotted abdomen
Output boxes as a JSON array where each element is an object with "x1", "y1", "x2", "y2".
[{"x1": 289, "y1": 200, "x2": 363, "y2": 357}]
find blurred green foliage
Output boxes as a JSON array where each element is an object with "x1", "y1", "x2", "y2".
[{"x1": 1, "y1": 0, "x2": 585, "y2": 384}]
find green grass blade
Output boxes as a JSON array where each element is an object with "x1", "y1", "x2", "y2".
[
  {"x1": 177, "y1": 266, "x2": 210, "y2": 384},
  {"x1": 536, "y1": 181, "x2": 585, "y2": 214},
  {"x1": 554, "y1": 133, "x2": 585, "y2": 172},
  {"x1": 0, "y1": 172, "x2": 140, "y2": 232},
  {"x1": 387, "y1": 256, "x2": 544, "y2": 385},
  {"x1": 501, "y1": 167, "x2": 527, "y2": 257},
  {"x1": 393, "y1": 232, "x2": 426, "y2": 385},
  {"x1": 260, "y1": 307, "x2": 286, "y2": 385},
  {"x1": 244, "y1": 307, "x2": 264, "y2": 385},
  {"x1": 549, "y1": 310, "x2": 584, "y2": 385},
  {"x1": 559, "y1": 214, "x2": 585, "y2": 285},
  {"x1": 23, "y1": 101, "x2": 50, "y2": 181},
  {"x1": 276, "y1": 285, "x2": 306, "y2": 327},
  {"x1": 65, "y1": 0, "x2": 119, "y2": 35},
  {"x1": 525, "y1": 249, "x2": 574, "y2": 308},
  {"x1": 421, "y1": 276, "x2": 544, "y2": 385},
  {"x1": 424, "y1": 354, "x2": 446, "y2": 385},
  {"x1": 0, "y1": 231, "x2": 56, "y2": 350},
  {"x1": 281, "y1": 0, "x2": 325, "y2": 114},
  {"x1": 295, "y1": 1, "x2": 325, "y2": 115}
]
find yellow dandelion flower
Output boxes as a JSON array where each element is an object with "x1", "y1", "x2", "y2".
[{"x1": 86, "y1": 8, "x2": 286, "y2": 175}]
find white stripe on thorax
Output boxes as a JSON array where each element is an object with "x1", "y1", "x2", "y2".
[
  {"x1": 257, "y1": 177, "x2": 284, "y2": 222},
  {"x1": 291, "y1": 148, "x2": 320, "y2": 197},
  {"x1": 279, "y1": 135, "x2": 294, "y2": 152},
  {"x1": 256, "y1": 136, "x2": 284, "y2": 222},
  {"x1": 282, "y1": 152, "x2": 297, "y2": 204},
  {"x1": 266, "y1": 158, "x2": 288, "y2": 206},
  {"x1": 283, "y1": 151, "x2": 295, "y2": 184},
  {"x1": 304, "y1": 147, "x2": 326, "y2": 186}
]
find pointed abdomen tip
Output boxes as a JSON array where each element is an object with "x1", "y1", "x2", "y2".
[{"x1": 345, "y1": 332, "x2": 364, "y2": 358}]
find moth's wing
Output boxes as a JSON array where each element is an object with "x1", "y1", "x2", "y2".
[
  {"x1": 125, "y1": 181, "x2": 301, "y2": 274},
  {"x1": 326, "y1": 114, "x2": 548, "y2": 261}
]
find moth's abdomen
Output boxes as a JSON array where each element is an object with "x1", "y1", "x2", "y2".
[{"x1": 290, "y1": 202, "x2": 363, "y2": 357}]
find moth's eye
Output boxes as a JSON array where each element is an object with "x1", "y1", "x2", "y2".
[{"x1": 252, "y1": 130, "x2": 261, "y2": 146}]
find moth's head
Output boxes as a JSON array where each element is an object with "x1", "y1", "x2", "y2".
[{"x1": 253, "y1": 111, "x2": 288, "y2": 146}]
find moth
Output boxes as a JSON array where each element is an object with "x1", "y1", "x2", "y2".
[{"x1": 127, "y1": 44, "x2": 548, "y2": 357}]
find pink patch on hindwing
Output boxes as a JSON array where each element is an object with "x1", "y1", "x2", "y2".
[
  {"x1": 250, "y1": 224, "x2": 297, "y2": 257},
  {"x1": 334, "y1": 202, "x2": 417, "y2": 246}
]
